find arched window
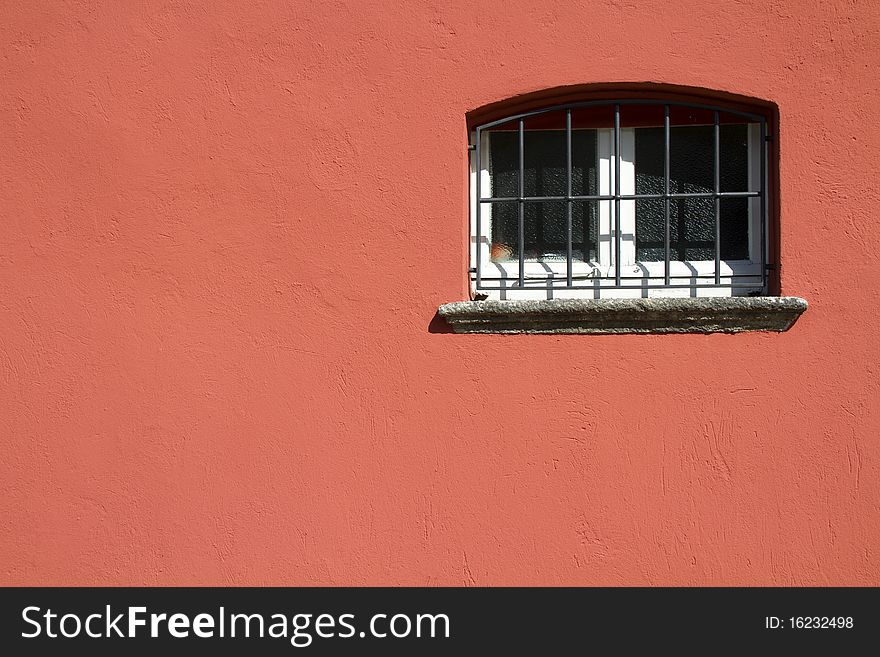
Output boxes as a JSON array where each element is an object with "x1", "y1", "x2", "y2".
[{"x1": 468, "y1": 94, "x2": 772, "y2": 300}]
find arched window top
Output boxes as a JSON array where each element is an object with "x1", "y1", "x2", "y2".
[
  {"x1": 473, "y1": 98, "x2": 766, "y2": 132},
  {"x1": 467, "y1": 89, "x2": 775, "y2": 302},
  {"x1": 466, "y1": 84, "x2": 776, "y2": 129}
]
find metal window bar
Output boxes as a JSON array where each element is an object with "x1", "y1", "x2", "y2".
[
  {"x1": 518, "y1": 119, "x2": 525, "y2": 288},
  {"x1": 475, "y1": 129, "x2": 481, "y2": 289},
  {"x1": 664, "y1": 104, "x2": 671, "y2": 286},
  {"x1": 761, "y1": 120, "x2": 768, "y2": 292},
  {"x1": 714, "y1": 110, "x2": 721, "y2": 285},
  {"x1": 478, "y1": 191, "x2": 760, "y2": 202},
  {"x1": 566, "y1": 109, "x2": 573, "y2": 286},
  {"x1": 614, "y1": 104, "x2": 621, "y2": 287},
  {"x1": 472, "y1": 100, "x2": 769, "y2": 295}
]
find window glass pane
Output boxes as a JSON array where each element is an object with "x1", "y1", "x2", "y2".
[
  {"x1": 522, "y1": 111, "x2": 566, "y2": 197},
  {"x1": 570, "y1": 106, "x2": 608, "y2": 197},
  {"x1": 634, "y1": 198, "x2": 665, "y2": 261},
  {"x1": 635, "y1": 196, "x2": 714, "y2": 261},
  {"x1": 670, "y1": 125, "x2": 714, "y2": 191},
  {"x1": 487, "y1": 129, "x2": 518, "y2": 199},
  {"x1": 489, "y1": 121, "x2": 598, "y2": 263},
  {"x1": 489, "y1": 201, "x2": 597, "y2": 263},
  {"x1": 523, "y1": 130, "x2": 566, "y2": 197},
  {"x1": 574, "y1": 201, "x2": 599, "y2": 262},
  {"x1": 720, "y1": 197, "x2": 749, "y2": 260},
  {"x1": 526, "y1": 201, "x2": 566, "y2": 260},
  {"x1": 720, "y1": 123, "x2": 749, "y2": 192},
  {"x1": 488, "y1": 201, "x2": 516, "y2": 261},
  {"x1": 571, "y1": 132, "x2": 598, "y2": 197},
  {"x1": 486, "y1": 107, "x2": 754, "y2": 265},
  {"x1": 634, "y1": 123, "x2": 749, "y2": 261},
  {"x1": 629, "y1": 105, "x2": 666, "y2": 262},
  {"x1": 670, "y1": 196, "x2": 715, "y2": 261},
  {"x1": 489, "y1": 127, "x2": 598, "y2": 198}
]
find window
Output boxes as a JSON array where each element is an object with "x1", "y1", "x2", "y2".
[
  {"x1": 441, "y1": 92, "x2": 806, "y2": 333},
  {"x1": 468, "y1": 98, "x2": 771, "y2": 300}
]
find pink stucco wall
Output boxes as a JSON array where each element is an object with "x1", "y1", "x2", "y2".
[{"x1": 1, "y1": 1, "x2": 878, "y2": 585}]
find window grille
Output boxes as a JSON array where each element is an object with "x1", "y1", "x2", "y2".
[{"x1": 469, "y1": 100, "x2": 771, "y2": 297}]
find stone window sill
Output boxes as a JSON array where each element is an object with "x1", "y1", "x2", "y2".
[{"x1": 437, "y1": 297, "x2": 808, "y2": 334}]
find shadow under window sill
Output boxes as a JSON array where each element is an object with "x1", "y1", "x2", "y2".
[{"x1": 436, "y1": 297, "x2": 808, "y2": 334}]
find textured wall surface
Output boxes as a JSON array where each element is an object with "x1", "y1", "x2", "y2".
[{"x1": 1, "y1": 1, "x2": 878, "y2": 585}]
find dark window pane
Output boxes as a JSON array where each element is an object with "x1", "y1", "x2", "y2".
[
  {"x1": 488, "y1": 132, "x2": 518, "y2": 198},
  {"x1": 720, "y1": 197, "x2": 749, "y2": 260},
  {"x1": 720, "y1": 124, "x2": 749, "y2": 193},
  {"x1": 489, "y1": 128, "x2": 598, "y2": 263},
  {"x1": 635, "y1": 124, "x2": 748, "y2": 261},
  {"x1": 633, "y1": 124, "x2": 667, "y2": 261},
  {"x1": 526, "y1": 201, "x2": 566, "y2": 259},
  {"x1": 672, "y1": 196, "x2": 715, "y2": 260},
  {"x1": 669, "y1": 125, "x2": 714, "y2": 191},
  {"x1": 489, "y1": 130, "x2": 597, "y2": 198},
  {"x1": 522, "y1": 112, "x2": 566, "y2": 197},
  {"x1": 634, "y1": 199, "x2": 665, "y2": 261},
  {"x1": 489, "y1": 201, "x2": 597, "y2": 262},
  {"x1": 635, "y1": 198, "x2": 714, "y2": 261},
  {"x1": 634, "y1": 126, "x2": 664, "y2": 196},
  {"x1": 523, "y1": 131, "x2": 566, "y2": 197},
  {"x1": 571, "y1": 131, "x2": 598, "y2": 197},
  {"x1": 574, "y1": 201, "x2": 599, "y2": 262},
  {"x1": 488, "y1": 202, "x2": 517, "y2": 261}
]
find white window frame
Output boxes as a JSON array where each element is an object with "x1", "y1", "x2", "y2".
[{"x1": 469, "y1": 123, "x2": 764, "y2": 299}]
